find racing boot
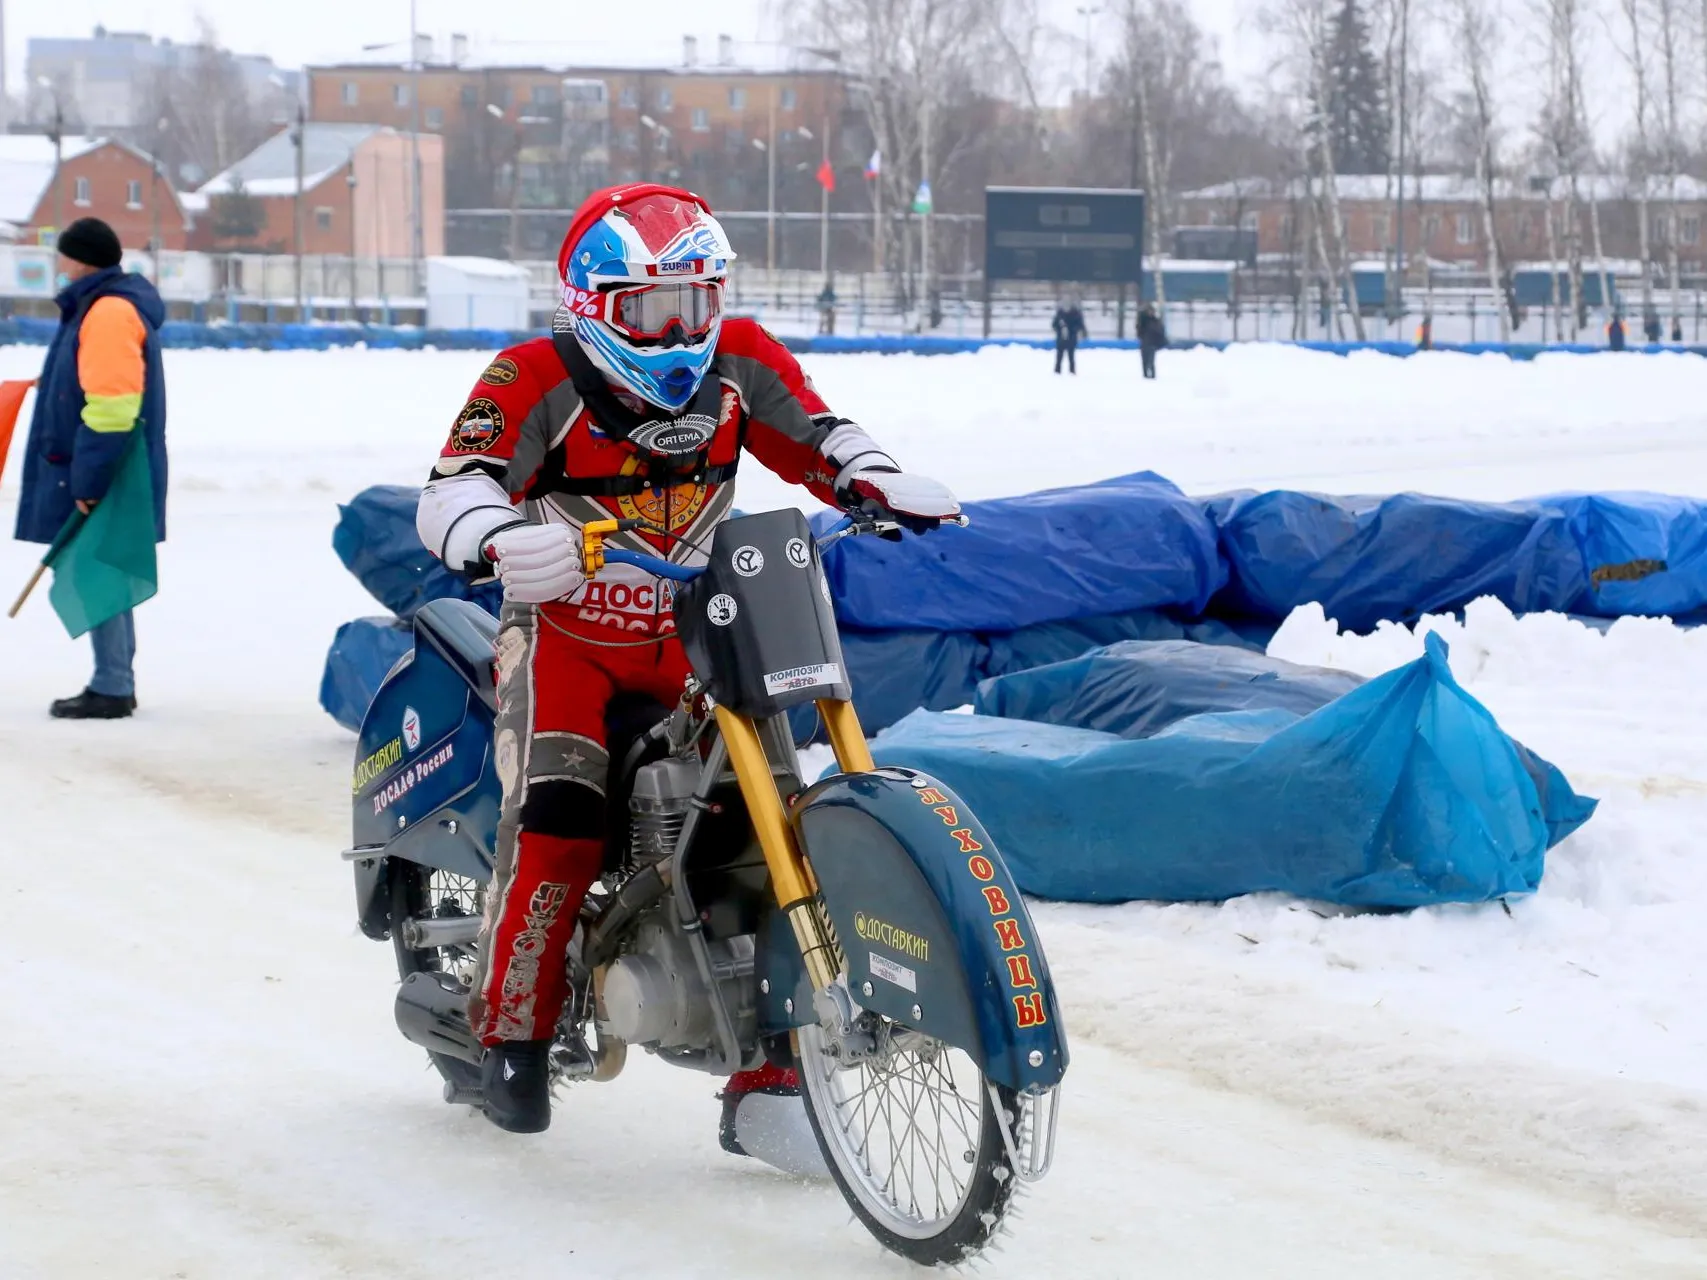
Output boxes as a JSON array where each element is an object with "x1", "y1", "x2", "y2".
[
  {"x1": 479, "y1": 1038, "x2": 552, "y2": 1134},
  {"x1": 718, "y1": 1062, "x2": 825, "y2": 1177},
  {"x1": 50, "y1": 688, "x2": 136, "y2": 719}
]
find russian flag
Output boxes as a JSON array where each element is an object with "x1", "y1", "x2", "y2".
[{"x1": 864, "y1": 149, "x2": 881, "y2": 180}]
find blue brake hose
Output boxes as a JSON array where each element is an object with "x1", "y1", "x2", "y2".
[{"x1": 603, "y1": 548, "x2": 704, "y2": 582}]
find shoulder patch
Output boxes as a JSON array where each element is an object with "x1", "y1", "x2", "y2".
[
  {"x1": 451, "y1": 397, "x2": 506, "y2": 453},
  {"x1": 480, "y1": 357, "x2": 520, "y2": 387}
]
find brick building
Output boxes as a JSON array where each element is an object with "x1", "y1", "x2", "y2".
[
  {"x1": 0, "y1": 134, "x2": 190, "y2": 251},
  {"x1": 1177, "y1": 175, "x2": 1707, "y2": 275},
  {"x1": 189, "y1": 123, "x2": 445, "y2": 258},
  {"x1": 305, "y1": 37, "x2": 849, "y2": 255}
]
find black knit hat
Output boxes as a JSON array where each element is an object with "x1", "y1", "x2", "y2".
[{"x1": 57, "y1": 217, "x2": 123, "y2": 269}]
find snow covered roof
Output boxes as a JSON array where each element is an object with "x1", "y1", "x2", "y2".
[
  {"x1": 316, "y1": 36, "x2": 841, "y2": 77},
  {"x1": 197, "y1": 124, "x2": 381, "y2": 199},
  {"x1": 0, "y1": 135, "x2": 110, "y2": 225},
  {"x1": 1182, "y1": 173, "x2": 1707, "y2": 204}
]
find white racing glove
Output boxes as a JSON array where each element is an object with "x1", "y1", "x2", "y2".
[
  {"x1": 484, "y1": 523, "x2": 586, "y2": 604},
  {"x1": 838, "y1": 467, "x2": 963, "y2": 534}
]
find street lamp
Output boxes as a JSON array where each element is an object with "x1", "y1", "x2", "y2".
[
  {"x1": 1076, "y1": 5, "x2": 1101, "y2": 102},
  {"x1": 289, "y1": 99, "x2": 306, "y2": 318},
  {"x1": 149, "y1": 115, "x2": 167, "y2": 283},
  {"x1": 37, "y1": 77, "x2": 64, "y2": 246}
]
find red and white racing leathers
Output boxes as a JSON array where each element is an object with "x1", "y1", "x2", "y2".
[{"x1": 419, "y1": 318, "x2": 896, "y2": 1045}]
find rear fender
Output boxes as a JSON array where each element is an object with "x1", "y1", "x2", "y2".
[
  {"x1": 760, "y1": 768, "x2": 1068, "y2": 1093},
  {"x1": 349, "y1": 601, "x2": 501, "y2": 937}
]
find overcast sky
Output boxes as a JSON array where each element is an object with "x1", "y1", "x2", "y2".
[{"x1": 0, "y1": 0, "x2": 1263, "y2": 97}]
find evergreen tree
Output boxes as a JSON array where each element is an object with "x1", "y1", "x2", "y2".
[{"x1": 1324, "y1": 0, "x2": 1390, "y2": 174}]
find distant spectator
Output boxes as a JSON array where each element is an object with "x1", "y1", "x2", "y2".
[
  {"x1": 1672, "y1": 316, "x2": 1684, "y2": 343},
  {"x1": 1644, "y1": 310, "x2": 1662, "y2": 344},
  {"x1": 816, "y1": 278, "x2": 837, "y2": 336},
  {"x1": 1051, "y1": 296, "x2": 1087, "y2": 375},
  {"x1": 1416, "y1": 315, "x2": 1433, "y2": 350},
  {"x1": 1138, "y1": 304, "x2": 1168, "y2": 380},
  {"x1": 1608, "y1": 315, "x2": 1627, "y2": 351}
]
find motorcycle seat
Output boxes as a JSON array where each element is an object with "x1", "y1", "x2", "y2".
[{"x1": 413, "y1": 599, "x2": 500, "y2": 713}]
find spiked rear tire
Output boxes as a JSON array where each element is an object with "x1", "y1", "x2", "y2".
[
  {"x1": 391, "y1": 863, "x2": 484, "y2": 1090},
  {"x1": 795, "y1": 1021, "x2": 1020, "y2": 1267}
]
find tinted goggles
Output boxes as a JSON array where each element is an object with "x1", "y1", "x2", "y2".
[{"x1": 607, "y1": 281, "x2": 723, "y2": 343}]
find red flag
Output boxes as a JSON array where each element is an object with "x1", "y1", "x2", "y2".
[
  {"x1": 0, "y1": 379, "x2": 35, "y2": 488},
  {"x1": 816, "y1": 159, "x2": 836, "y2": 193}
]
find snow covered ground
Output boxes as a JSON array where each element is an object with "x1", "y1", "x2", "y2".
[{"x1": 3, "y1": 342, "x2": 1707, "y2": 1276}]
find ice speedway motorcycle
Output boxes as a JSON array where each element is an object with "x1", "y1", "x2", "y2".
[{"x1": 341, "y1": 507, "x2": 1068, "y2": 1265}]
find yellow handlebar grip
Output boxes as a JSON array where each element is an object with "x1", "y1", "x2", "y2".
[{"x1": 582, "y1": 519, "x2": 620, "y2": 576}]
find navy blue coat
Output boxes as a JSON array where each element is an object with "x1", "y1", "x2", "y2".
[{"x1": 13, "y1": 268, "x2": 168, "y2": 545}]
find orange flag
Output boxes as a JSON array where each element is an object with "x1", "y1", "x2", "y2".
[{"x1": 0, "y1": 379, "x2": 36, "y2": 488}]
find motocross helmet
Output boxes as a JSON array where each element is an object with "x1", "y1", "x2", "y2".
[{"x1": 557, "y1": 183, "x2": 736, "y2": 413}]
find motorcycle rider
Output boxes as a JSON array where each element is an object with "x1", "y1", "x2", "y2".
[{"x1": 416, "y1": 184, "x2": 959, "y2": 1141}]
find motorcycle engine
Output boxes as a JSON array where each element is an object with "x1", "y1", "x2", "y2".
[
  {"x1": 600, "y1": 907, "x2": 756, "y2": 1051},
  {"x1": 625, "y1": 756, "x2": 700, "y2": 871}
]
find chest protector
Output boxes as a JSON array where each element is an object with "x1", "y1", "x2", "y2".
[{"x1": 530, "y1": 331, "x2": 741, "y2": 501}]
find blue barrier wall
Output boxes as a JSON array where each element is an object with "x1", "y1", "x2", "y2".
[{"x1": 0, "y1": 316, "x2": 1701, "y2": 358}]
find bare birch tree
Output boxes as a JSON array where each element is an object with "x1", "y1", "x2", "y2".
[
  {"x1": 1266, "y1": 0, "x2": 1367, "y2": 338},
  {"x1": 1534, "y1": 0, "x2": 1591, "y2": 337},
  {"x1": 1651, "y1": 0, "x2": 1686, "y2": 328},
  {"x1": 1616, "y1": 0, "x2": 1657, "y2": 326},
  {"x1": 1450, "y1": 0, "x2": 1515, "y2": 337}
]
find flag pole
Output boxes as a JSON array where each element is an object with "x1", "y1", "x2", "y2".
[{"x1": 7, "y1": 508, "x2": 85, "y2": 618}]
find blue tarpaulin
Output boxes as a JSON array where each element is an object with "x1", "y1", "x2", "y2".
[
  {"x1": 814, "y1": 471, "x2": 1226, "y2": 632},
  {"x1": 787, "y1": 610, "x2": 1274, "y2": 745},
  {"x1": 320, "y1": 616, "x2": 414, "y2": 731},
  {"x1": 1206, "y1": 490, "x2": 1588, "y2": 631},
  {"x1": 868, "y1": 634, "x2": 1597, "y2": 907},
  {"x1": 334, "y1": 485, "x2": 502, "y2": 621},
  {"x1": 1558, "y1": 492, "x2": 1707, "y2": 617},
  {"x1": 976, "y1": 639, "x2": 1364, "y2": 738}
]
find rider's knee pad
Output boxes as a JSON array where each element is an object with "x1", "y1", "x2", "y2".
[{"x1": 519, "y1": 777, "x2": 606, "y2": 841}]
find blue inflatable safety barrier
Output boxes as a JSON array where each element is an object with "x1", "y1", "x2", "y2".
[
  {"x1": 868, "y1": 633, "x2": 1596, "y2": 907},
  {"x1": 975, "y1": 639, "x2": 1364, "y2": 739},
  {"x1": 814, "y1": 471, "x2": 1226, "y2": 632},
  {"x1": 333, "y1": 485, "x2": 502, "y2": 621},
  {"x1": 1559, "y1": 492, "x2": 1707, "y2": 617},
  {"x1": 1206, "y1": 490, "x2": 1588, "y2": 631},
  {"x1": 319, "y1": 616, "x2": 415, "y2": 731}
]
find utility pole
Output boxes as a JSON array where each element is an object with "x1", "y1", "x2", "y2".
[
  {"x1": 410, "y1": 0, "x2": 425, "y2": 294},
  {"x1": 347, "y1": 167, "x2": 359, "y2": 319},
  {"x1": 766, "y1": 83, "x2": 778, "y2": 273},
  {"x1": 292, "y1": 100, "x2": 306, "y2": 317}
]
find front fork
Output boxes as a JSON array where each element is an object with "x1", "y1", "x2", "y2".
[{"x1": 715, "y1": 699, "x2": 872, "y2": 993}]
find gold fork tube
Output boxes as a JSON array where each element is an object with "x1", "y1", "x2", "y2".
[
  {"x1": 714, "y1": 706, "x2": 839, "y2": 990},
  {"x1": 818, "y1": 698, "x2": 875, "y2": 774}
]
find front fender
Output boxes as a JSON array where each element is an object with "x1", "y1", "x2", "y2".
[{"x1": 781, "y1": 767, "x2": 1068, "y2": 1093}]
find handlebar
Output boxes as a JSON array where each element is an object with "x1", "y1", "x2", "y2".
[{"x1": 579, "y1": 510, "x2": 969, "y2": 585}]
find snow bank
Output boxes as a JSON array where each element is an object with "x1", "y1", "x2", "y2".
[{"x1": 7, "y1": 341, "x2": 1707, "y2": 508}]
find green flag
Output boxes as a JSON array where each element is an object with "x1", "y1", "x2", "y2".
[{"x1": 47, "y1": 433, "x2": 157, "y2": 638}]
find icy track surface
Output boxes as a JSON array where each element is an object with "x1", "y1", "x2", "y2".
[{"x1": 3, "y1": 343, "x2": 1707, "y2": 1276}]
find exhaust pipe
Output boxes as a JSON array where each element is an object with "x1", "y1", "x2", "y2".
[
  {"x1": 395, "y1": 971, "x2": 484, "y2": 1065},
  {"x1": 398, "y1": 914, "x2": 481, "y2": 950}
]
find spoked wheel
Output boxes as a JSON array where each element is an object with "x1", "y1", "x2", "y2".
[
  {"x1": 391, "y1": 862, "x2": 485, "y2": 1088},
  {"x1": 796, "y1": 1019, "x2": 1020, "y2": 1267}
]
